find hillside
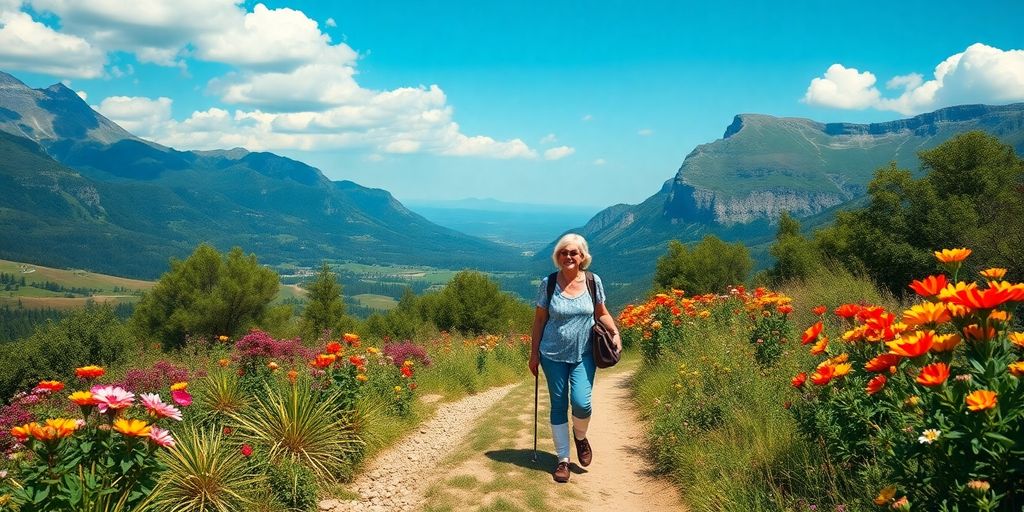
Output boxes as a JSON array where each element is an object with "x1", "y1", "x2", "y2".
[
  {"x1": 0, "y1": 71, "x2": 523, "y2": 279},
  {"x1": 547, "y1": 104, "x2": 1024, "y2": 304}
]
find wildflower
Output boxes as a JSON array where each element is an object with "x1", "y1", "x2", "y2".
[
  {"x1": 811, "y1": 365, "x2": 835, "y2": 386},
  {"x1": 801, "y1": 322, "x2": 824, "y2": 345},
  {"x1": 981, "y1": 268, "x2": 1007, "y2": 280},
  {"x1": 874, "y1": 486, "x2": 896, "y2": 506},
  {"x1": 962, "y1": 324, "x2": 996, "y2": 342},
  {"x1": 171, "y1": 388, "x2": 193, "y2": 407},
  {"x1": 218, "y1": 358, "x2": 230, "y2": 367},
  {"x1": 367, "y1": 347, "x2": 380, "y2": 355},
  {"x1": 241, "y1": 444, "x2": 253, "y2": 457},
  {"x1": 69, "y1": 391, "x2": 97, "y2": 407},
  {"x1": 401, "y1": 365, "x2": 414, "y2": 378},
  {"x1": 75, "y1": 365, "x2": 105, "y2": 380},
  {"x1": 409, "y1": 382, "x2": 417, "y2": 390},
  {"x1": 886, "y1": 330, "x2": 935, "y2": 358},
  {"x1": 218, "y1": 335, "x2": 230, "y2": 343},
  {"x1": 810, "y1": 337, "x2": 829, "y2": 356},
  {"x1": 812, "y1": 305, "x2": 827, "y2": 316},
  {"x1": 949, "y1": 284, "x2": 1016, "y2": 311},
  {"x1": 91, "y1": 385, "x2": 135, "y2": 413},
  {"x1": 866, "y1": 375, "x2": 887, "y2": 395},
  {"x1": 651, "y1": 320, "x2": 663, "y2": 330},
  {"x1": 31, "y1": 418, "x2": 78, "y2": 441},
  {"x1": 778, "y1": 304, "x2": 793, "y2": 315},
  {"x1": 170, "y1": 382, "x2": 188, "y2": 391},
  {"x1": 394, "y1": 386, "x2": 403, "y2": 394},
  {"x1": 909, "y1": 274, "x2": 948, "y2": 298},
  {"x1": 287, "y1": 370, "x2": 298, "y2": 383},
  {"x1": 865, "y1": 354, "x2": 902, "y2": 373},
  {"x1": 918, "y1": 428, "x2": 941, "y2": 444},
  {"x1": 791, "y1": 372, "x2": 807, "y2": 389},
  {"x1": 343, "y1": 333, "x2": 361, "y2": 346},
  {"x1": 325, "y1": 341, "x2": 343, "y2": 354},
  {"x1": 934, "y1": 248, "x2": 971, "y2": 264},
  {"x1": 905, "y1": 395, "x2": 920, "y2": 407},
  {"x1": 149, "y1": 426, "x2": 175, "y2": 448},
  {"x1": 891, "y1": 496, "x2": 910, "y2": 511},
  {"x1": 902, "y1": 302, "x2": 951, "y2": 327},
  {"x1": 139, "y1": 393, "x2": 183, "y2": 421},
  {"x1": 267, "y1": 361, "x2": 279, "y2": 371},
  {"x1": 349, "y1": 355, "x2": 365, "y2": 367},
  {"x1": 1009, "y1": 362, "x2": 1024, "y2": 377},
  {"x1": 930, "y1": 333, "x2": 962, "y2": 353},
  {"x1": 223, "y1": 427, "x2": 233, "y2": 435},
  {"x1": 312, "y1": 354, "x2": 336, "y2": 368},
  {"x1": 356, "y1": 374, "x2": 368, "y2": 382},
  {"x1": 966, "y1": 390, "x2": 997, "y2": 411},
  {"x1": 36, "y1": 380, "x2": 64, "y2": 393},
  {"x1": 916, "y1": 363, "x2": 950, "y2": 388},
  {"x1": 1010, "y1": 332, "x2": 1024, "y2": 348},
  {"x1": 113, "y1": 418, "x2": 151, "y2": 437},
  {"x1": 967, "y1": 480, "x2": 991, "y2": 494},
  {"x1": 10, "y1": 423, "x2": 37, "y2": 443},
  {"x1": 834, "y1": 303, "x2": 862, "y2": 319}
]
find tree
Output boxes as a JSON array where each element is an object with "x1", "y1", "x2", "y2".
[
  {"x1": 133, "y1": 244, "x2": 279, "y2": 349},
  {"x1": 815, "y1": 132, "x2": 1024, "y2": 294},
  {"x1": 425, "y1": 270, "x2": 530, "y2": 335},
  {"x1": 653, "y1": 236, "x2": 752, "y2": 294},
  {"x1": 766, "y1": 211, "x2": 821, "y2": 284},
  {"x1": 301, "y1": 262, "x2": 346, "y2": 340}
]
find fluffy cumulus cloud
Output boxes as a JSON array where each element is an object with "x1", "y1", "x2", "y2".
[
  {"x1": 804, "y1": 43, "x2": 1024, "y2": 115},
  {"x1": 0, "y1": 10, "x2": 105, "y2": 77},
  {"x1": 3, "y1": 1, "x2": 539, "y2": 159},
  {"x1": 543, "y1": 145, "x2": 575, "y2": 160}
]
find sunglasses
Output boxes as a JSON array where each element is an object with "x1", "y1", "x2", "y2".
[{"x1": 558, "y1": 249, "x2": 581, "y2": 257}]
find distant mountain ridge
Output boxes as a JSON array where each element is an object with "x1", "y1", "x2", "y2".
[
  {"x1": 552, "y1": 103, "x2": 1024, "y2": 304},
  {"x1": 0, "y1": 70, "x2": 521, "y2": 278}
]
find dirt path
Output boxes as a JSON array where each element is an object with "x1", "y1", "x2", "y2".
[{"x1": 322, "y1": 363, "x2": 686, "y2": 512}]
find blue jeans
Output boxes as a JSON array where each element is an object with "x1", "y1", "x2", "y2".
[{"x1": 540, "y1": 352, "x2": 595, "y2": 424}]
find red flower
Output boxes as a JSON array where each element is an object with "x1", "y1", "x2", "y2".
[
  {"x1": 777, "y1": 304, "x2": 794, "y2": 315},
  {"x1": 241, "y1": 444, "x2": 253, "y2": 457},
  {"x1": 866, "y1": 374, "x2": 887, "y2": 395},
  {"x1": 791, "y1": 372, "x2": 807, "y2": 389},
  {"x1": 325, "y1": 342, "x2": 343, "y2": 354},
  {"x1": 812, "y1": 305, "x2": 827, "y2": 316},
  {"x1": 909, "y1": 274, "x2": 948, "y2": 298},
  {"x1": 801, "y1": 322, "x2": 824, "y2": 345},
  {"x1": 916, "y1": 363, "x2": 950, "y2": 387},
  {"x1": 865, "y1": 354, "x2": 902, "y2": 373},
  {"x1": 401, "y1": 366, "x2": 414, "y2": 378},
  {"x1": 834, "y1": 304, "x2": 862, "y2": 319}
]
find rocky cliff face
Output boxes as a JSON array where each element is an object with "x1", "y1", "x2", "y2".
[{"x1": 685, "y1": 187, "x2": 844, "y2": 225}]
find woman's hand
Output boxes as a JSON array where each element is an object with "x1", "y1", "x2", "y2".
[
  {"x1": 529, "y1": 352, "x2": 540, "y2": 376},
  {"x1": 612, "y1": 332, "x2": 622, "y2": 353}
]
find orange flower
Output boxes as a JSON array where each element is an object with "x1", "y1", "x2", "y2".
[
  {"x1": 809, "y1": 336, "x2": 829, "y2": 356},
  {"x1": 801, "y1": 321, "x2": 823, "y2": 345},
  {"x1": 812, "y1": 305, "x2": 827, "y2": 316},
  {"x1": 113, "y1": 418, "x2": 151, "y2": 437},
  {"x1": 980, "y1": 268, "x2": 1007, "y2": 280},
  {"x1": 827, "y1": 353, "x2": 849, "y2": 365},
  {"x1": 69, "y1": 391, "x2": 97, "y2": 406},
  {"x1": 866, "y1": 374, "x2": 887, "y2": 395},
  {"x1": 777, "y1": 304, "x2": 793, "y2": 315},
  {"x1": 10, "y1": 423, "x2": 37, "y2": 443},
  {"x1": 810, "y1": 365, "x2": 835, "y2": 386},
  {"x1": 834, "y1": 303, "x2": 862, "y2": 319},
  {"x1": 962, "y1": 324, "x2": 996, "y2": 342},
  {"x1": 30, "y1": 418, "x2": 78, "y2": 441},
  {"x1": 287, "y1": 370, "x2": 298, "y2": 383},
  {"x1": 832, "y1": 363, "x2": 852, "y2": 378},
  {"x1": 886, "y1": 331, "x2": 935, "y2": 358},
  {"x1": 36, "y1": 380, "x2": 64, "y2": 393},
  {"x1": 349, "y1": 355, "x2": 366, "y2": 367},
  {"x1": 169, "y1": 382, "x2": 188, "y2": 392},
  {"x1": 902, "y1": 302, "x2": 951, "y2": 327},
  {"x1": 909, "y1": 274, "x2": 948, "y2": 298},
  {"x1": 267, "y1": 361, "x2": 279, "y2": 371},
  {"x1": 325, "y1": 341, "x2": 343, "y2": 354},
  {"x1": 75, "y1": 365, "x2": 105, "y2": 379},
  {"x1": 916, "y1": 363, "x2": 950, "y2": 387},
  {"x1": 217, "y1": 335, "x2": 230, "y2": 343},
  {"x1": 312, "y1": 354, "x2": 336, "y2": 368},
  {"x1": 218, "y1": 358, "x2": 230, "y2": 367},
  {"x1": 842, "y1": 325, "x2": 868, "y2": 343},
  {"x1": 1010, "y1": 332, "x2": 1024, "y2": 348},
  {"x1": 934, "y1": 248, "x2": 971, "y2": 264},
  {"x1": 343, "y1": 333, "x2": 361, "y2": 346},
  {"x1": 930, "y1": 333, "x2": 962, "y2": 353},
  {"x1": 865, "y1": 354, "x2": 902, "y2": 373},
  {"x1": 949, "y1": 283, "x2": 1017, "y2": 310},
  {"x1": 874, "y1": 485, "x2": 897, "y2": 506},
  {"x1": 1008, "y1": 362, "x2": 1024, "y2": 377},
  {"x1": 791, "y1": 372, "x2": 807, "y2": 389},
  {"x1": 356, "y1": 374, "x2": 368, "y2": 382},
  {"x1": 990, "y1": 310, "x2": 1010, "y2": 323},
  {"x1": 966, "y1": 390, "x2": 997, "y2": 412}
]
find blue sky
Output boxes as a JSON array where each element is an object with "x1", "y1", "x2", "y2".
[{"x1": 2, "y1": 0, "x2": 1023, "y2": 207}]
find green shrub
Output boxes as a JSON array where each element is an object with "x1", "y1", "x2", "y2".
[{"x1": 266, "y1": 458, "x2": 319, "y2": 512}]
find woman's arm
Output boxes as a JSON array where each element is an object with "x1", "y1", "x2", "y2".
[{"x1": 529, "y1": 306, "x2": 548, "y2": 376}]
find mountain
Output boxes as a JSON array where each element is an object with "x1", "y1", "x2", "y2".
[
  {"x1": 553, "y1": 104, "x2": 1024, "y2": 303},
  {"x1": 0, "y1": 71, "x2": 521, "y2": 278}
]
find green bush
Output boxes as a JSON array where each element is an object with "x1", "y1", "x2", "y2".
[
  {"x1": 653, "y1": 236, "x2": 753, "y2": 294},
  {"x1": 266, "y1": 458, "x2": 319, "y2": 512}
]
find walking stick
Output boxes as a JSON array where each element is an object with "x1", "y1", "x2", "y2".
[{"x1": 532, "y1": 372, "x2": 539, "y2": 462}]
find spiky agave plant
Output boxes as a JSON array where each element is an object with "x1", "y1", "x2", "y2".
[
  {"x1": 153, "y1": 427, "x2": 260, "y2": 512},
  {"x1": 227, "y1": 377, "x2": 363, "y2": 482}
]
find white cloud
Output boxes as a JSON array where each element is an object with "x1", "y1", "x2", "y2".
[
  {"x1": 593, "y1": 158, "x2": 606, "y2": 166},
  {"x1": 638, "y1": 128, "x2": 654, "y2": 136},
  {"x1": 540, "y1": 133, "x2": 557, "y2": 144},
  {"x1": 581, "y1": 114, "x2": 593, "y2": 122},
  {"x1": 804, "y1": 43, "x2": 1024, "y2": 115},
  {"x1": 803, "y1": 63, "x2": 881, "y2": 110},
  {"x1": 543, "y1": 146, "x2": 575, "y2": 160},
  {"x1": 76, "y1": 90, "x2": 87, "y2": 100},
  {"x1": 95, "y1": 95, "x2": 172, "y2": 137},
  {"x1": 326, "y1": 17, "x2": 336, "y2": 28},
  {"x1": 0, "y1": 11, "x2": 104, "y2": 78}
]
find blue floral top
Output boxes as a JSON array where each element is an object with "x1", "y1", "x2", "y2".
[{"x1": 535, "y1": 273, "x2": 606, "y2": 363}]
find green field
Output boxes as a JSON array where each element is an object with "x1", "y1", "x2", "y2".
[
  {"x1": 351, "y1": 293, "x2": 398, "y2": 311},
  {"x1": 0, "y1": 259, "x2": 154, "y2": 293}
]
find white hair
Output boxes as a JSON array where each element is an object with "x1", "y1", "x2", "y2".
[{"x1": 551, "y1": 233, "x2": 592, "y2": 270}]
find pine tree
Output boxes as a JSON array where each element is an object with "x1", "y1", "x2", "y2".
[{"x1": 301, "y1": 262, "x2": 346, "y2": 340}]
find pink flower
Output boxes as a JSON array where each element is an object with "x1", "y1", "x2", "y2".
[
  {"x1": 90, "y1": 385, "x2": 135, "y2": 414},
  {"x1": 148, "y1": 426, "x2": 175, "y2": 448},
  {"x1": 170, "y1": 389, "x2": 192, "y2": 407},
  {"x1": 241, "y1": 444, "x2": 253, "y2": 457},
  {"x1": 139, "y1": 393, "x2": 183, "y2": 421}
]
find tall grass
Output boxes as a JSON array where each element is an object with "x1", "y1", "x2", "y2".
[{"x1": 631, "y1": 266, "x2": 890, "y2": 511}]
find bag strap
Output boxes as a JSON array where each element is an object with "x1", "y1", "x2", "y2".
[
  {"x1": 585, "y1": 271, "x2": 598, "y2": 320},
  {"x1": 545, "y1": 271, "x2": 558, "y2": 305}
]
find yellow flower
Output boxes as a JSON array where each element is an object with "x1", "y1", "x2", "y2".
[
  {"x1": 930, "y1": 333, "x2": 962, "y2": 353},
  {"x1": 934, "y1": 248, "x2": 971, "y2": 264},
  {"x1": 901, "y1": 302, "x2": 951, "y2": 327},
  {"x1": 980, "y1": 268, "x2": 1007, "y2": 280},
  {"x1": 874, "y1": 485, "x2": 896, "y2": 505},
  {"x1": 1009, "y1": 362, "x2": 1024, "y2": 377},
  {"x1": 1010, "y1": 332, "x2": 1024, "y2": 349},
  {"x1": 113, "y1": 418, "x2": 151, "y2": 437},
  {"x1": 966, "y1": 390, "x2": 997, "y2": 412},
  {"x1": 356, "y1": 374, "x2": 368, "y2": 382},
  {"x1": 170, "y1": 382, "x2": 188, "y2": 391},
  {"x1": 393, "y1": 386, "x2": 403, "y2": 393}
]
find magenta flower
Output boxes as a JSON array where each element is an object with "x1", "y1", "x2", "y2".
[
  {"x1": 139, "y1": 393, "x2": 183, "y2": 421},
  {"x1": 148, "y1": 426, "x2": 175, "y2": 448},
  {"x1": 90, "y1": 385, "x2": 135, "y2": 414},
  {"x1": 170, "y1": 389, "x2": 192, "y2": 407}
]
